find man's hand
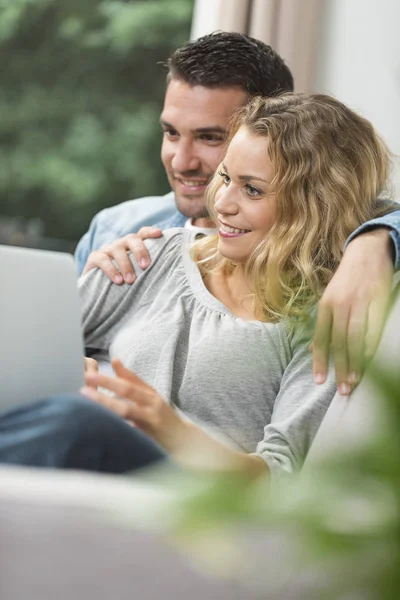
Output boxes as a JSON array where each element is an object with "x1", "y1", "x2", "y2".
[
  {"x1": 313, "y1": 229, "x2": 394, "y2": 395},
  {"x1": 82, "y1": 227, "x2": 163, "y2": 284}
]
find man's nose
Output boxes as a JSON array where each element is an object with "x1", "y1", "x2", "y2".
[{"x1": 171, "y1": 140, "x2": 200, "y2": 174}]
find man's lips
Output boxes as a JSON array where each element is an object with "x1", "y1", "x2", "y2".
[{"x1": 173, "y1": 176, "x2": 210, "y2": 194}]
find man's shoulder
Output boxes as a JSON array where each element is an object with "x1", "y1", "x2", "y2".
[
  {"x1": 96, "y1": 191, "x2": 178, "y2": 234},
  {"x1": 74, "y1": 191, "x2": 181, "y2": 274}
]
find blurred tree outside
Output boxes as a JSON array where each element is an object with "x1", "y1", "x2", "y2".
[{"x1": 0, "y1": 0, "x2": 194, "y2": 250}]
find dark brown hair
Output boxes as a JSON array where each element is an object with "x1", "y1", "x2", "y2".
[{"x1": 167, "y1": 31, "x2": 294, "y2": 97}]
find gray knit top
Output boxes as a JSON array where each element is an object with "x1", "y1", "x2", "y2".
[{"x1": 79, "y1": 228, "x2": 336, "y2": 479}]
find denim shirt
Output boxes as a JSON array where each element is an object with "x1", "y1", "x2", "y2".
[
  {"x1": 75, "y1": 190, "x2": 400, "y2": 275},
  {"x1": 345, "y1": 209, "x2": 400, "y2": 269},
  {"x1": 75, "y1": 192, "x2": 185, "y2": 274}
]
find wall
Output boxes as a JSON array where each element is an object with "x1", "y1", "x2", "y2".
[
  {"x1": 190, "y1": 0, "x2": 223, "y2": 39},
  {"x1": 314, "y1": 0, "x2": 400, "y2": 199}
]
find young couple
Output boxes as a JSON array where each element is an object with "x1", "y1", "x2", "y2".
[{"x1": 0, "y1": 33, "x2": 398, "y2": 480}]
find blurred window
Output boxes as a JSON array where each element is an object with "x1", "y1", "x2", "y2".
[{"x1": 0, "y1": 0, "x2": 194, "y2": 251}]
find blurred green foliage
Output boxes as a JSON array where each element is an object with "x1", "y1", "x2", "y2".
[
  {"x1": 167, "y1": 360, "x2": 400, "y2": 599},
  {"x1": 0, "y1": 0, "x2": 193, "y2": 242}
]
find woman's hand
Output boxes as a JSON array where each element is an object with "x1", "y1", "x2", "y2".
[
  {"x1": 84, "y1": 357, "x2": 99, "y2": 376},
  {"x1": 84, "y1": 357, "x2": 99, "y2": 389},
  {"x1": 80, "y1": 358, "x2": 191, "y2": 455},
  {"x1": 80, "y1": 359, "x2": 268, "y2": 478}
]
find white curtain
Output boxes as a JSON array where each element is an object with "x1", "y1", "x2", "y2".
[{"x1": 191, "y1": 0, "x2": 321, "y2": 92}]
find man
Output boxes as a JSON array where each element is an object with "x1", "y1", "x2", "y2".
[{"x1": 77, "y1": 32, "x2": 399, "y2": 394}]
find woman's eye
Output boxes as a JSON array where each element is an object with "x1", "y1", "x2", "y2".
[
  {"x1": 218, "y1": 170, "x2": 230, "y2": 185},
  {"x1": 245, "y1": 184, "x2": 262, "y2": 197}
]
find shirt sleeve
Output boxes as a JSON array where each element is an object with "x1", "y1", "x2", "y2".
[
  {"x1": 74, "y1": 194, "x2": 180, "y2": 275},
  {"x1": 78, "y1": 229, "x2": 185, "y2": 353},
  {"x1": 78, "y1": 258, "x2": 141, "y2": 353},
  {"x1": 255, "y1": 325, "x2": 336, "y2": 480},
  {"x1": 344, "y1": 206, "x2": 400, "y2": 272},
  {"x1": 74, "y1": 206, "x2": 129, "y2": 276},
  {"x1": 74, "y1": 212, "x2": 101, "y2": 276}
]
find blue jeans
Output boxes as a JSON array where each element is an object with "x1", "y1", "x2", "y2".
[{"x1": 0, "y1": 395, "x2": 166, "y2": 473}]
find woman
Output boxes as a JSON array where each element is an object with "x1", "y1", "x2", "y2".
[{"x1": 75, "y1": 93, "x2": 391, "y2": 480}]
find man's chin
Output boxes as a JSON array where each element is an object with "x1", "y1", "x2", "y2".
[{"x1": 175, "y1": 194, "x2": 210, "y2": 220}]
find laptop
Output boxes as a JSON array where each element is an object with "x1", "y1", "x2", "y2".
[{"x1": 0, "y1": 244, "x2": 85, "y2": 411}]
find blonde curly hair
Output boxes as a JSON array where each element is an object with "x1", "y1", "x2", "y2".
[{"x1": 191, "y1": 93, "x2": 393, "y2": 322}]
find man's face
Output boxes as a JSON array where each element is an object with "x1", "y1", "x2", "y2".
[{"x1": 160, "y1": 79, "x2": 248, "y2": 221}]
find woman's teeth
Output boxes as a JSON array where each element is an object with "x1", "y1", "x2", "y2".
[{"x1": 220, "y1": 223, "x2": 250, "y2": 234}]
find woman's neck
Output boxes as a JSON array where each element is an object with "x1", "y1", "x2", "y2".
[
  {"x1": 203, "y1": 264, "x2": 257, "y2": 321},
  {"x1": 226, "y1": 263, "x2": 253, "y2": 300}
]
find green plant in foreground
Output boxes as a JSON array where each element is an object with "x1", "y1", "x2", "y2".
[{"x1": 165, "y1": 364, "x2": 400, "y2": 599}]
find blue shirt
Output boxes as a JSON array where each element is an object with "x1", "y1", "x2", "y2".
[
  {"x1": 75, "y1": 192, "x2": 185, "y2": 273},
  {"x1": 75, "y1": 191, "x2": 400, "y2": 275}
]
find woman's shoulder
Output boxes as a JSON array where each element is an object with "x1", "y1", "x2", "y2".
[
  {"x1": 144, "y1": 227, "x2": 196, "y2": 255},
  {"x1": 131, "y1": 228, "x2": 197, "y2": 276}
]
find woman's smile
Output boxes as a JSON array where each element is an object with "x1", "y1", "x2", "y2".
[{"x1": 218, "y1": 220, "x2": 251, "y2": 238}]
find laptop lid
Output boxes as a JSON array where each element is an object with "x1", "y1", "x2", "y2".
[{"x1": 0, "y1": 245, "x2": 85, "y2": 411}]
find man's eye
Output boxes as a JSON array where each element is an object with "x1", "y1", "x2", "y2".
[
  {"x1": 163, "y1": 129, "x2": 179, "y2": 139},
  {"x1": 218, "y1": 170, "x2": 230, "y2": 185},
  {"x1": 199, "y1": 134, "x2": 225, "y2": 143}
]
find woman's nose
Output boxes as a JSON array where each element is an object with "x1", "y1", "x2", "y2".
[{"x1": 214, "y1": 186, "x2": 239, "y2": 215}]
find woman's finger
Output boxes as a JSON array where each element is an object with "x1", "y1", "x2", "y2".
[
  {"x1": 85, "y1": 370, "x2": 155, "y2": 405},
  {"x1": 80, "y1": 386, "x2": 156, "y2": 432},
  {"x1": 84, "y1": 357, "x2": 99, "y2": 373},
  {"x1": 111, "y1": 359, "x2": 153, "y2": 390},
  {"x1": 80, "y1": 385, "x2": 131, "y2": 419}
]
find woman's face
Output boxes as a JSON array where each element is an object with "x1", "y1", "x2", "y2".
[{"x1": 214, "y1": 126, "x2": 277, "y2": 263}]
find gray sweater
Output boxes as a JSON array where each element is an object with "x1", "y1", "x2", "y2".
[{"x1": 79, "y1": 228, "x2": 336, "y2": 479}]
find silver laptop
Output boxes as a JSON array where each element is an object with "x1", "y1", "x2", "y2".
[{"x1": 0, "y1": 244, "x2": 85, "y2": 411}]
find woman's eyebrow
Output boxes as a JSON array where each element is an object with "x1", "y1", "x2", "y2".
[
  {"x1": 239, "y1": 175, "x2": 270, "y2": 183},
  {"x1": 222, "y1": 162, "x2": 270, "y2": 184}
]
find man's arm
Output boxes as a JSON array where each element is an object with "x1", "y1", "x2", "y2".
[
  {"x1": 74, "y1": 193, "x2": 179, "y2": 275},
  {"x1": 313, "y1": 207, "x2": 400, "y2": 394},
  {"x1": 79, "y1": 212, "x2": 189, "y2": 282},
  {"x1": 75, "y1": 213, "x2": 102, "y2": 275},
  {"x1": 81, "y1": 227, "x2": 163, "y2": 283},
  {"x1": 345, "y1": 210, "x2": 400, "y2": 269}
]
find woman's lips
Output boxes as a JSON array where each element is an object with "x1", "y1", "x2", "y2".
[
  {"x1": 219, "y1": 221, "x2": 251, "y2": 238},
  {"x1": 219, "y1": 228, "x2": 250, "y2": 238}
]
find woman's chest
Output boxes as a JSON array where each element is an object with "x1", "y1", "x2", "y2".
[{"x1": 110, "y1": 298, "x2": 290, "y2": 402}]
